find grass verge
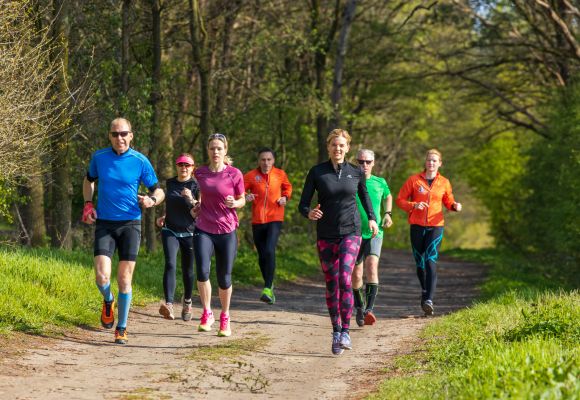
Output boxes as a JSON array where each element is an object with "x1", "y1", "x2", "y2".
[
  {"x1": 0, "y1": 234, "x2": 318, "y2": 335},
  {"x1": 369, "y1": 248, "x2": 580, "y2": 399}
]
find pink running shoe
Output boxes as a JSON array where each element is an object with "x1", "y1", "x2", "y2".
[
  {"x1": 198, "y1": 309, "x2": 215, "y2": 332},
  {"x1": 217, "y1": 312, "x2": 231, "y2": 337}
]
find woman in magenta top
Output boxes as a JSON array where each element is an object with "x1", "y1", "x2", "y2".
[{"x1": 193, "y1": 133, "x2": 246, "y2": 337}]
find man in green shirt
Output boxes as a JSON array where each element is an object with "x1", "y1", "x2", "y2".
[{"x1": 353, "y1": 149, "x2": 393, "y2": 326}]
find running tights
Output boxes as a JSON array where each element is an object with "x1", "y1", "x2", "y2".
[
  {"x1": 317, "y1": 234, "x2": 361, "y2": 332},
  {"x1": 193, "y1": 228, "x2": 237, "y2": 289},
  {"x1": 252, "y1": 222, "x2": 282, "y2": 288},
  {"x1": 410, "y1": 225, "x2": 443, "y2": 302},
  {"x1": 161, "y1": 229, "x2": 195, "y2": 303}
]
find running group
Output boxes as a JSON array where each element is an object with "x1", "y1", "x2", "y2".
[{"x1": 82, "y1": 118, "x2": 462, "y2": 355}]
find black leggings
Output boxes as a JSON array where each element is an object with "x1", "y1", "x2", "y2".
[
  {"x1": 161, "y1": 229, "x2": 195, "y2": 303},
  {"x1": 252, "y1": 222, "x2": 282, "y2": 288},
  {"x1": 193, "y1": 228, "x2": 237, "y2": 289},
  {"x1": 410, "y1": 225, "x2": 444, "y2": 302}
]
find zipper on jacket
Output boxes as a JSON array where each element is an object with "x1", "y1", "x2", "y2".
[{"x1": 262, "y1": 174, "x2": 269, "y2": 221}]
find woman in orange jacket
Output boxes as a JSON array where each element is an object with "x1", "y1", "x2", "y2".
[
  {"x1": 244, "y1": 147, "x2": 292, "y2": 304},
  {"x1": 396, "y1": 149, "x2": 462, "y2": 316}
]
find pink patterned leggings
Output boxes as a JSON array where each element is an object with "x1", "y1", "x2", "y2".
[{"x1": 316, "y1": 234, "x2": 362, "y2": 331}]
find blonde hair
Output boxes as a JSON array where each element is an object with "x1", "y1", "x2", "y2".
[
  {"x1": 425, "y1": 148, "x2": 442, "y2": 162},
  {"x1": 110, "y1": 117, "x2": 132, "y2": 132},
  {"x1": 207, "y1": 133, "x2": 233, "y2": 165},
  {"x1": 326, "y1": 129, "x2": 352, "y2": 145}
]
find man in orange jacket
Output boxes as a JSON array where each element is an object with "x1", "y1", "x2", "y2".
[{"x1": 244, "y1": 148, "x2": 292, "y2": 304}]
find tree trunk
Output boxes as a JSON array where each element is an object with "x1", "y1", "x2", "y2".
[
  {"x1": 121, "y1": 0, "x2": 131, "y2": 99},
  {"x1": 145, "y1": 0, "x2": 163, "y2": 253},
  {"x1": 19, "y1": 174, "x2": 47, "y2": 247},
  {"x1": 328, "y1": 0, "x2": 358, "y2": 131},
  {"x1": 189, "y1": 0, "x2": 211, "y2": 157},
  {"x1": 311, "y1": 0, "x2": 341, "y2": 162},
  {"x1": 49, "y1": 0, "x2": 72, "y2": 249}
]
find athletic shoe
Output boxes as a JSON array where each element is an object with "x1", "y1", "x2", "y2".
[
  {"x1": 114, "y1": 327, "x2": 128, "y2": 344},
  {"x1": 355, "y1": 307, "x2": 365, "y2": 327},
  {"x1": 339, "y1": 332, "x2": 352, "y2": 350},
  {"x1": 159, "y1": 302, "x2": 175, "y2": 320},
  {"x1": 217, "y1": 312, "x2": 231, "y2": 337},
  {"x1": 181, "y1": 299, "x2": 193, "y2": 321},
  {"x1": 422, "y1": 300, "x2": 434, "y2": 316},
  {"x1": 260, "y1": 287, "x2": 275, "y2": 305},
  {"x1": 331, "y1": 332, "x2": 343, "y2": 355},
  {"x1": 364, "y1": 310, "x2": 377, "y2": 325},
  {"x1": 198, "y1": 309, "x2": 215, "y2": 332},
  {"x1": 100, "y1": 299, "x2": 115, "y2": 329}
]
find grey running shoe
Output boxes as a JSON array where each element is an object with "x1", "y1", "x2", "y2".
[
  {"x1": 422, "y1": 300, "x2": 434, "y2": 316},
  {"x1": 332, "y1": 332, "x2": 344, "y2": 355},
  {"x1": 339, "y1": 332, "x2": 352, "y2": 350},
  {"x1": 355, "y1": 307, "x2": 364, "y2": 327},
  {"x1": 159, "y1": 302, "x2": 175, "y2": 320},
  {"x1": 182, "y1": 299, "x2": 193, "y2": 321}
]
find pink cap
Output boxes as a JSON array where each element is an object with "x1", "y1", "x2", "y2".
[{"x1": 175, "y1": 155, "x2": 194, "y2": 165}]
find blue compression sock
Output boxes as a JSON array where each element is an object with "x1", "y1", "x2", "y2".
[
  {"x1": 97, "y1": 282, "x2": 114, "y2": 302},
  {"x1": 116, "y1": 291, "x2": 132, "y2": 328}
]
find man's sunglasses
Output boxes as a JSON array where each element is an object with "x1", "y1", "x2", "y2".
[
  {"x1": 110, "y1": 131, "x2": 130, "y2": 138},
  {"x1": 357, "y1": 159, "x2": 373, "y2": 165}
]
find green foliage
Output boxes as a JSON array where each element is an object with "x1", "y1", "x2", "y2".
[
  {"x1": 517, "y1": 85, "x2": 580, "y2": 261},
  {"x1": 370, "y1": 249, "x2": 580, "y2": 400}
]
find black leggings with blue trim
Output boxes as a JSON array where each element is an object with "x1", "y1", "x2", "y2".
[{"x1": 410, "y1": 225, "x2": 444, "y2": 302}]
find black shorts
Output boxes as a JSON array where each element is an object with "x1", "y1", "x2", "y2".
[{"x1": 94, "y1": 220, "x2": 141, "y2": 261}]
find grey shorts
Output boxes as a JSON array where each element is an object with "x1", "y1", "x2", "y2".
[{"x1": 355, "y1": 236, "x2": 383, "y2": 265}]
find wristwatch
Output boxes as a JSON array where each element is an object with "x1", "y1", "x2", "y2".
[
  {"x1": 149, "y1": 196, "x2": 157, "y2": 205},
  {"x1": 384, "y1": 211, "x2": 392, "y2": 216}
]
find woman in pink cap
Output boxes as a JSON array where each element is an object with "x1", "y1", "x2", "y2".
[
  {"x1": 193, "y1": 133, "x2": 246, "y2": 337},
  {"x1": 156, "y1": 153, "x2": 200, "y2": 321}
]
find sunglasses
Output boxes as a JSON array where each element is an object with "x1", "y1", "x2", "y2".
[
  {"x1": 177, "y1": 162, "x2": 193, "y2": 167},
  {"x1": 209, "y1": 133, "x2": 226, "y2": 141},
  {"x1": 358, "y1": 159, "x2": 373, "y2": 165},
  {"x1": 110, "y1": 131, "x2": 130, "y2": 138}
]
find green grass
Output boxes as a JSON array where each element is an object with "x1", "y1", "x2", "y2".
[
  {"x1": 187, "y1": 334, "x2": 270, "y2": 362},
  {"x1": 0, "y1": 234, "x2": 318, "y2": 335},
  {"x1": 370, "y1": 249, "x2": 580, "y2": 399}
]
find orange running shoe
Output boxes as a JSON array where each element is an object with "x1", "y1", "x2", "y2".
[
  {"x1": 101, "y1": 299, "x2": 115, "y2": 329},
  {"x1": 114, "y1": 327, "x2": 128, "y2": 344},
  {"x1": 363, "y1": 310, "x2": 377, "y2": 325}
]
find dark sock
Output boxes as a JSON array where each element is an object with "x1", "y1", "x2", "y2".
[
  {"x1": 341, "y1": 328, "x2": 349, "y2": 334},
  {"x1": 353, "y1": 287, "x2": 365, "y2": 309},
  {"x1": 333, "y1": 324, "x2": 341, "y2": 333},
  {"x1": 365, "y1": 283, "x2": 378, "y2": 311}
]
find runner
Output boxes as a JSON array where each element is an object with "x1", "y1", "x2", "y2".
[
  {"x1": 244, "y1": 147, "x2": 292, "y2": 305},
  {"x1": 156, "y1": 153, "x2": 200, "y2": 321},
  {"x1": 193, "y1": 133, "x2": 245, "y2": 337},
  {"x1": 352, "y1": 149, "x2": 393, "y2": 327},
  {"x1": 395, "y1": 148, "x2": 462, "y2": 316},
  {"x1": 82, "y1": 117, "x2": 164, "y2": 344},
  {"x1": 298, "y1": 129, "x2": 378, "y2": 355}
]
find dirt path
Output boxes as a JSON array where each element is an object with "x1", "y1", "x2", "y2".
[{"x1": 0, "y1": 249, "x2": 485, "y2": 400}]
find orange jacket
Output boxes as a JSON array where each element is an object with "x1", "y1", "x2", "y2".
[
  {"x1": 396, "y1": 172, "x2": 456, "y2": 227},
  {"x1": 243, "y1": 167, "x2": 292, "y2": 224}
]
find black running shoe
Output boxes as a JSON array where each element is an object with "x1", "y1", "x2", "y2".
[
  {"x1": 355, "y1": 307, "x2": 365, "y2": 327},
  {"x1": 422, "y1": 300, "x2": 434, "y2": 316}
]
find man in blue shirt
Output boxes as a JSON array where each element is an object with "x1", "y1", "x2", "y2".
[{"x1": 82, "y1": 117, "x2": 165, "y2": 344}]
